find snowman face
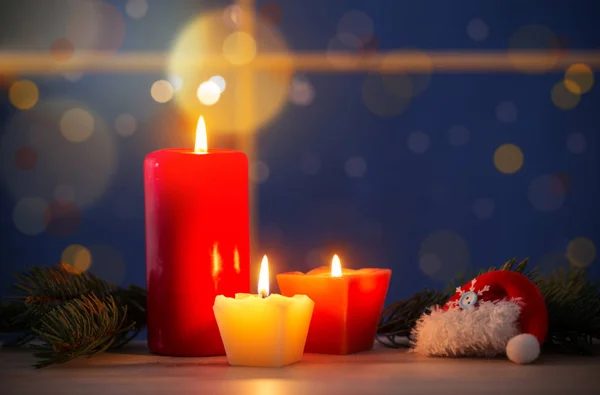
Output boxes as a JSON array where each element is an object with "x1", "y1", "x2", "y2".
[{"x1": 458, "y1": 291, "x2": 478, "y2": 309}]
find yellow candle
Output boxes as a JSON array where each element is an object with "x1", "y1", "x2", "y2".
[{"x1": 213, "y1": 255, "x2": 315, "y2": 367}]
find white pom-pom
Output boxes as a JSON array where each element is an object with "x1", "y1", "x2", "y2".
[{"x1": 506, "y1": 333, "x2": 540, "y2": 364}]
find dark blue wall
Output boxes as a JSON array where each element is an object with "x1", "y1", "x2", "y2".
[{"x1": 1, "y1": 0, "x2": 599, "y2": 308}]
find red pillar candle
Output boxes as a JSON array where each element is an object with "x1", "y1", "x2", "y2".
[
  {"x1": 144, "y1": 117, "x2": 249, "y2": 356},
  {"x1": 276, "y1": 255, "x2": 391, "y2": 354}
]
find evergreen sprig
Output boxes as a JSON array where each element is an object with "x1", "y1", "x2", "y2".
[
  {"x1": 31, "y1": 294, "x2": 134, "y2": 369},
  {"x1": 1, "y1": 264, "x2": 145, "y2": 368}
]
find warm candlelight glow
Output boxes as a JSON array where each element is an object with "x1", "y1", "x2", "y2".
[
  {"x1": 194, "y1": 116, "x2": 208, "y2": 153},
  {"x1": 258, "y1": 255, "x2": 269, "y2": 297},
  {"x1": 331, "y1": 254, "x2": 342, "y2": 277}
]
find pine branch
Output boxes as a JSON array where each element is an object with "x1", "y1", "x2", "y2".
[
  {"x1": 537, "y1": 267, "x2": 600, "y2": 354},
  {"x1": 30, "y1": 293, "x2": 135, "y2": 369},
  {"x1": 2, "y1": 264, "x2": 146, "y2": 368},
  {"x1": 3, "y1": 265, "x2": 117, "y2": 347}
]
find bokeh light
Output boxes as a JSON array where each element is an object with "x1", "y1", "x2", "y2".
[
  {"x1": 223, "y1": 4, "x2": 243, "y2": 28},
  {"x1": 89, "y1": 244, "x2": 127, "y2": 285},
  {"x1": 169, "y1": 74, "x2": 183, "y2": 92},
  {"x1": 250, "y1": 161, "x2": 270, "y2": 184},
  {"x1": 508, "y1": 25, "x2": 560, "y2": 73},
  {"x1": 168, "y1": 10, "x2": 292, "y2": 133},
  {"x1": 467, "y1": 18, "x2": 489, "y2": 41},
  {"x1": 151, "y1": 80, "x2": 174, "y2": 103},
  {"x1": 0, "y1": 99, "x2": 118, "y2": 209},
  {"x1": 197, "y1": 80, "x2": 222, "y2": 106},
  {"x1": 13, "y1": 197, "x2": 49, "y2": 235},
  {"x1": 60, "y1": 107, "x2": 95, "y2": 143},
  {"x1": 115, "y1": 114, "x2": 137, "y2": 137},
  {"x1": 337, "y1": 10, "x2": 374, "y2": 47},
  {"x1": 46, "y1": 201, "x2": 81, "y2": 237},
  {"x1": 447, "y1": 125, "x2": 470, "y2": 146},
  {"x1": 13, "y1": 147, "x2": 38, "y2": 171},
  {"x1": 64, "y1": 72, "x2": 84, "y2": 83},
  {"x1": 362, "y1": 72, "x2": 412, "y2": 117},
  {"x1": 407, "y1": 131, "x2": 431, "y2": 154},
  {"x1": 210, "y1": 76, "x2": 227, "y2": 93},
  {"x1": 551, "y1": 80, "x2": 580, "y2": 110},
  {"x1": 496, "y1": 101, "x2": 518, "y2": 123},
  {"x1": 566, "y1": 132, "x2": 587, "y2": 154},
  {"x1": 528, "y1": 174, "x2": 566, "y2": 212},
  {"x1": 419, "y1": 230, "x2": 470, "y2": 281},
  {"x1": 344, "y1": 157, "x2": 367, "y2": 178},
  {"x1": 566, "y1": 237, "x2": 596, "y2": 268},
  {"x1": 125, "y1": 0, "x2": 148, "y2": 19},
  {"x1": 50, "y1": 38, "x2": 75, "y2": 62},
  {"x1": 61, "y1": 244, "x2": 92, "y2": 274},
  {"x1": 289, "y1": 76, "x2": 316, "y2": 106},
  {"x1": 222, "y1": 32, "x2": 257, "y2": 66},
  {"x1": 494, "y1": 144, "x2": 523, "y2": 174},
  {"x1": 564, "y1": 64, "x2": 594, "y2": 94},
  {"x1": 9, "y1": 80, "x2": 39, "y2": 110},
  {"x1": 473, "y1": 198, "x2": 495, "y2": 219}
]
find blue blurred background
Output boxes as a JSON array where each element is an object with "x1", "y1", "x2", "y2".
[{"x1": 1, "y1": 0, "x2": 598, "y2": 311}]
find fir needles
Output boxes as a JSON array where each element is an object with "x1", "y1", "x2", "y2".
[{"x1": 1, "y1": 265, "x2": 146, "y2": 368}]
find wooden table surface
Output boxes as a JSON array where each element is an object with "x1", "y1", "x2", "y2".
[{"x1": 1, "y1": 341, "x2": 599, "y2": 395}]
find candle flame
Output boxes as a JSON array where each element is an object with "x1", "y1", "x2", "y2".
[
  {"x1": 194, "y1": 116, "x2": 208, "y2": 153},
  {"x1": 331, "y1": 254, "x2": 342, "y2": 277},
  {"x1": 258, "y1": 255, "x2": 269, "y2": 297}
]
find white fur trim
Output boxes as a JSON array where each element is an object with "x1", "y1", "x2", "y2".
[
  {"x1": 506, "y1": 333, "x2": 540, "y2": 364},
  {"x1": 411, "y1": 300, "x2": 521, "y2": 357}
]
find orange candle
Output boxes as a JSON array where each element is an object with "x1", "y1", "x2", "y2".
[{"x1": 276, "y1": 255, "x2": 391, "y2": 354}]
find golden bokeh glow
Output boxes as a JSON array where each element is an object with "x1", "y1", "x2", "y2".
[
  {"x1": 60, "y1": 108, "x2": 95, "y2": 143},
  {"x1": 494, "y1": 144, "x2": 524, "y2": 174},
  {"x1": 9, "y1": 80, "x2": 39, "y2": 110},
  {"x1": 167, "y1": 10, "x2": 292, "y2": 133},
  {"x1": 552, "y1": 80, "x2": 580, "y2": 110},
  {"x1": 258, "y1": 255, "x2": 269, "y2": 297},
  {"x1": 151, "y1": 80, "x2": 174, "y2": 103},
  {"x1": 567, "y1": 237, "x2": 596, "y2": 268},
  {"x1": 61, "y1": 244, "x2": 92, "y2": 274},
  {"x1": 210, "y1": 75, "x2": 227, "y2": 92},
  {"x1": 564, "y1": 63, "x2": 594, "y2": 95},
  {"x1": 222, "y1": 32, "x2": 257, "y2": 66},
  {"x1": 331, "y1": 254, "x2": 342, "y2": 277},
  {"x1": 197, "y1": 80, "x2": 222, "y2": 106},
  {"x1": 195, "y1": 116, "x2": 208, "y2": 153}
]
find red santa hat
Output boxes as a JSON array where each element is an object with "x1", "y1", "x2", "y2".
[{"x1": 411, "y1": 270, "x2": 548, "y2": 364}]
